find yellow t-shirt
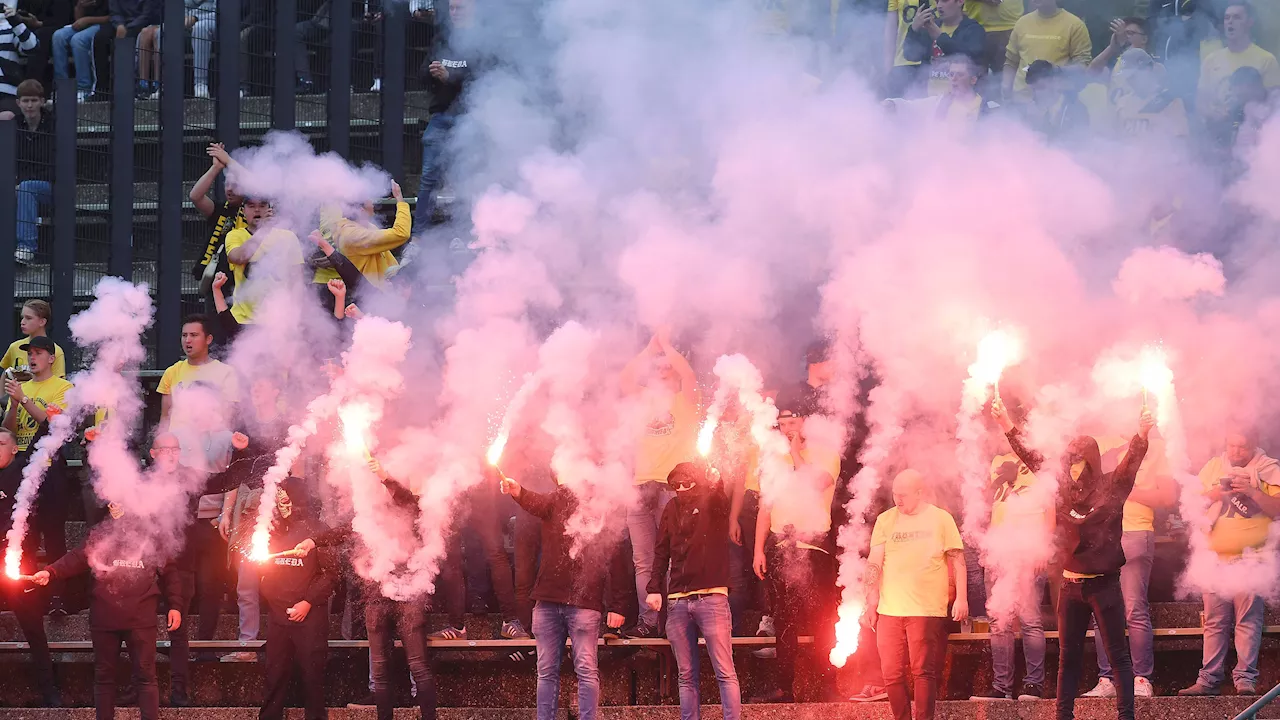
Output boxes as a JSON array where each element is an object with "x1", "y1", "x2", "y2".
[
  {"x1": 770, "y1": 445, "x2": 841, "y2": 538},
  {"x1": 1113, "y1": 93, "x2": 1189, "y2": 138},
  {"x1": 224, "y1": 227, "x2": 304, "y2": 324},
  {"x1": 871, "y1": 504, "x2": 963, "y2": 617},
  {"x1": 634, "y1": 391, "x2": 698, "y2": 484},
  {"x1": 1095, "y1": 435, "x2": 1168, "y2": 534},
  {"x1": 7, "y1": 376, "x2": 73, "y2": 450},
  {"x1": 158, "y1": 359, "x2": 240, "y2": 469},
  {"x1": 1, "y1": 337, "x2": 67, "y2": 378},
  {"x1": 889, "y1": 0, "x2": 926, "y2": 66},
  {"x1": 1200, "y1": 455, "x2": 1280, "y2": 559},
  {"x1": 1197, "y1": 44, "x2": 1280, "y2": 119},
  {"x1": 1005, "y1": 9, "x2": 1093, "y2": 97},
  {"x1": 964, "y1": 0, "x2": 1024, "y2": 33},
  {"x1": 989, "y1": 452, "x2": 1048, "y2": 527}
]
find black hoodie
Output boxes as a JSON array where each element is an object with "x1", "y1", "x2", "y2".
[
  {"x1": 421, "y1": 15, "x2": 475, "y2": 115},
  {"x1": 647, "y1": 472, "x2": 733, "y2": 597},
  {"x1": 259, "y1": 479, "x2": 335, "y2": 625},
  {"x1": 47, "y1": 520, "x2": 184, "y2": 631}
]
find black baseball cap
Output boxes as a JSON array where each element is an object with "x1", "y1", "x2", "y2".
[{"x1": 20, "y1": 336, "x2": 56, "y2": 355}]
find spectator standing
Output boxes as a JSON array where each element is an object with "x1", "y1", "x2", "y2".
[
  {"x1": 646, "y1": 461, "x2": 742, "y2": 720},
  {"x1": 1111, "y1": 48, "x2": 1189, "y2": 139},
  {"x1": 884, "y1": 0, "x2": 928, "y2": 98},
  {"x1": 884, "y1": 55, "x2": 996, "y2": 125},
  {"x1": 500, "y1": 472, "x2": 629, "y2": 720},
  {"x1": 13, "y1": 0, "x2": 74, "y2": 88},
  {"x1": 1089, "y1": 18, "x2": 1159, "y2": 90},
  {"x1": 310, "y1": 181, "x2": 411, "y2": 310},
  {"x1": 964, "y1": 0, "x2": 1024, "y2": 84},
  {"x1": 432, "y1": 480, "x2": 526, "y2": 640},
  {"x1": 190, "y1": 143, "x2": 245, "y2": 324},
  {"x1": 866, "y1": 470, "x2": 967, "y2": 720},
  {"x1": 1179, "y1": 430, "x2": 1280, "y2": 697},
  {"x1": 620, "y1": 329, "x2": 700, "y2": 638},
  {"x1": 1151, "y1": 0, "x2": 1220, "y2": 111},
  {"x1": 158, "y1": 315, "x2": 239, "y2": 460},
  {"x1": 0, "y1": 5, "x2": 37, "y2": 115},
  {"x1": 223, "y1": 199, "x2": 305, "y2": 326},
  {"x1": 902, "y1": 0, "x2": 985, "y2": 97},
  {"x1": 11, "y1": 81, "x2": 52, "y2": 264},
  {"x1": 1020, "y1": 60, "x2": 1091, "y2": 139},
  {"x1": 415, "y1": 0, "x2": 475, "y2": 230},
  {"x1": 49, "y1": 0, "x2": 109, "y2": 102},
  {"x1": 2, "y1": 299, "x2": 66, "y2": 378},
  {"x1": 1002, "y1": 0, "x2": 1092, "y2": 102},
  {"x1": 1197, "y1": 0, "x2": 1279, "y2": 122}
]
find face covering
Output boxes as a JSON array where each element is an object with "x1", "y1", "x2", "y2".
[
  {"x1": 1070, "y1": 460, "x2": 1086, "y2": 483},
  {"x1": 275, "y1": 489, "x2": 293, "y2": 519}
]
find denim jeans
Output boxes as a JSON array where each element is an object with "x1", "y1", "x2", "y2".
[
  {"x1": 727, "y1": 489, "x2": 767, "y2": 633},
  {"x1": 1199, "y1": 592, "x2": 1263, "y2": 688},
  {"x1": 964, "y1": 544, "x2": 986, "y2": 618},
  {"x1": 1094, "y1": 530, "x2": 1154, "y2": 680},
  {"x1": 627, "y1": 481, "x2": 673, "y2": 628},
  {"x1": 367, "y1": 596, "x2": 436, "y2": 720},
  {"x1": 17, "y1": 180, "x2": 52, "y2": 253},
  {"x1": 236, "y1": 555, "x2": 261, "y2": 642},
  {"x1": 414, "y1": 112, "x2": 457, "y2": 230},
  {"x1": 666, "y1": 593, "x2": 741, "y2": 720},
  {"x1": 52, "y1": 24, "x2": 101, "y2": 93},
  {"x1": 1058, "y1": 574, "x2": 1133, "y2": 720},
  {"x1": 533, "y1": 601, "x2": 601, "y2": 720},
  {"x1": 986, "y1": 572, "x2": 1046, "y2": 693},
  {"x1": 876, "y1": 615, "x2": 946, "y2": 720}
]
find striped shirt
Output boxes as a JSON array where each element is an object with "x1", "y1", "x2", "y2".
[{"x1": 0, "y1": 17, "x2": 37, "y2": 98}]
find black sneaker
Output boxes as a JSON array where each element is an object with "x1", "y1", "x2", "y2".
[
  {"x1": 623, "y1": 621, "x2": 662, "y2": 639},
  {"x1": 169, "y1": 691, "x2": 190, "y2": 707},
  {"x1": 346, "y1": 693, "x2": 376, "y2": 709},
  {"x1": 970, "y1": 690, "x2": 1013, "y2": 700},
  {"x1": 42, "y1": 690, "x2": 62, "y2": 708},
  {"x1": 1018, "y1": 684, "x2": 1044, "y2": 701}
]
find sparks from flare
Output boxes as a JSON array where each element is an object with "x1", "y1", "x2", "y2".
[
  {"x1": 968, "y1": 328, "x2": 1024, "y2": 399},
  {"x1": 696, "y1": 416, "x2": 718, "y2": 457},
  {"x1": 1139, "y1": 344, "x2": 1173, "y2": 410},
  {"x1": 487, "y1": 432, "x2": 508, "y2": 467},
  {"x1": 342, "y1": 403, "x2": 376, "y2": 460}
]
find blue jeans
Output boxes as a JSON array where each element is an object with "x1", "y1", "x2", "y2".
[
  {"x1": 16, "y1": 180, "x2": 51, "y2": 253},
  {"x1": 532, "y1": 601, "x2": 601, "y2": 720},
  {"x1": 1094, "y1": 530, "x2": 1154, "y2": 680},
  {"x1": 627, "y1": 481, "x2": 673, "y2": 628},
  {"x1": 987, "y1": 572, "x2": 1047, "y2": 693},
  {"x1": 1198, "y1": 592, "x2": 1263, "y2": 688},
  {"x1": 414, "y1": 112, "x2": 457, "y2": 231},
  {"x1": 666, "y1": 593, "x2": 741, "y2": 720},
  {"x1": 52, "y1": 24, "x2": 101, "y2": 93}
]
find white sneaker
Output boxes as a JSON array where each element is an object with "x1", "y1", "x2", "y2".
[
  {"x1": 1083, "y1": 677, "x2": 1116, "y2": 698},
  {"x1": 370, "y1": 78, "x2": 382, "y2": 92},
  {"x1": 1134, "y1": 677, "x2": 1154, "y2": 697},
  {"x1": 14, "y1": 248, "x2": 34, "y2": 264},
  {"x1": 756, "y1": 615, "x2": 776, "y2": 637},
  {"x1": 194, "y1": 83, "x2": 210, "y2": 99},
  {"x1": 76, "y1": 90, "x2": 91, "y2": 103}
]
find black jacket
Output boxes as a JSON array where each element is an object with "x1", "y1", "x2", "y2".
[
  {"x1": 312, "y1": 475, "x2": 418, "y2": 550},
  {"x1": 902, "y1": 16, "x2": 985, "y2": 67},
  {"x1": 647, "y1": 484, "x2": 733, "y2": 597},
  {"x1": 47, "y1": 520, "x2": 184, "y2": 631},
  {"x1": 514, "y1": 486, "x2": 630, "y2": 616},
  {"x1": 223, "y1": 427, "x2": 285, "y2": 491},
  {"x1": 1005, "y1": 429, "x2": 1148, "y2": 576},
  {"x1": 16, "y1": 109, "x2": 54, "y2": 183},
  {"x1": 108, "y1": 0, "x2": 160, "y2": 30},
  {"x1": 422, "y1": 17, "x2": 473, "y2": 115},
  {"x1": 260, "y1": 508, "x2": 335, "y2": 625}
]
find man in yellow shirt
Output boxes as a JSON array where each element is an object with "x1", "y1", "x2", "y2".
[
  {"x1": 223, "y1": 199, "x2": 304, "y2": 326},
  {"x1": 1111, "y1": 49, "x2": 1190, "y2": 139},
  {"x1": 619, "y1": 328, "x2": 699, "y2": 637},
  {"x1": 2, "y1": 299, "x2": 66, "y2": 379},
  {"x1": 310, "y1": 181, "x2": 412, "y2": 310},
  {"x1": 158, "y1": 315, "x2": 240, "y2": 473},
  {"x1": 1179, "y1": 430, "x2": 1280, "y2": 697},
  {"x1": 2, "y1": 336, "x2": 72, "y2": 451},
  {"x1": 1197, "y1": 0, "x2": 1280, "y2": 120},
  {"x1": 885, "y1": 0, "x2": 929, "y2": 97},
  {"x1": 1002, "y1": 0, "x2": 1092, "y2": 101},
  {"x1": 866, "y1": 469, "x2": 966, "y2": 720},
  {"x1": 964, "y1": 0, "x2": 1025, "y2": 82}
]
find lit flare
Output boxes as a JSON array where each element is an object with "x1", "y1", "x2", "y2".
[
  {"x1": 4, "y1": 549, "x2": 20, "y2": 580},
  {"x1": 341, "y1": 403, "x2": 375, "y2": 461},
  {"x1": 969, "y1": 329, "x2": 1024, "y2": 397},
  {"x1": 829, "y1": 601, "x2": 864, "y2": 667},
  {"x1": 696, "y1": 417, "x2": 717, "y2": 457},
  {"x1": 1139, "y1": 345, "x2": 1173, "y2": 409},
  {"x1": 487, "y1": 432, "x2": 508, "y2": 467}
]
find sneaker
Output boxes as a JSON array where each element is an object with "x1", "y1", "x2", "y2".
[
  {"x1": 1018, "y1": 683, "x2": 1044, "y2": 701},
  {"x1": 346, "y1": 693, "x2": 376, "y2": 709},
  {"x1": 849, "y1": 685, "x2": 888, "y2": 702},
  {"x1": 429, "y1": 626, "x2": 466, "y2": 640},
  {"x1": 1237, "y1": 683, "x2": 1258, "y2": 695},
  {"x1": 1083, "y1": 677, "x2": 1116, "y2": 698},
  {"x1": 75, "y1": 90, "x2": 92, "y2": 103},
  {"x1": 42, "y1": 690, "x2": 62, "y2": 708},
  {"x1": 623, "y1": 621, "x2": 661, "y2": 639},
  {"x1": 194, "y1": 83, "x2": 210, "y2": 99},
  {"x1": 1134, "y1": 677, "x2": 1154, "y2": 697},
  {"x1": 501, "y1": 619, "x2": 530, "y2": 639},
  {"x1": 751, "y1": 646, "x2": 776, "y2": 659},
  {"x1": 370, "y1": 78, "x2": 382, "y2": 92},
  {"x1": 970, "y1": 690, "x2": 1013, "y2": 700},
  {"x1": 506, "y1": 649, "x2": 531, "y2": 663},
  {"x1": 15, "y1": 248, "x2": 34, "y2": 265},
  {"x1": 169, "y1": 692, "x2": 190, "y2": 707},
  {"x1": 1177, "y1": 683, "x2": 1220, "y2": 696},
  {"x1": 296, "y1": 77, "x2": 315, "y2": 94},
  {"x1": 219, "y1": 651, "x2": 258, "y2": 663},
  {"x1": 756, "y1": 615, "x2": 776, "y2": 637}
]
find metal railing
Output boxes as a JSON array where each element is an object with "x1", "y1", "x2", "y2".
[{"x1": 1235, "y1": 684, "x2": 1280, "y2": 720}]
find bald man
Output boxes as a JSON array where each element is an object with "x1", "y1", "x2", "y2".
[{"x1": 865, "y1": 470, "x2": 966, "y2": 720}]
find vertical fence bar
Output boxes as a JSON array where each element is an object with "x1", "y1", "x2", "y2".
[
  {"x1": 52, "y1": 78, "x2": 77, "y2": 347},
  {"x1": 328, "y1": 0, "x2": 353, "y2": 158},
  {"x1": 0, "y1": 120, "x2": 15, "y2": 342},
  {"x1": 110, "y1": 37, "x2": 135, "y2": 280},
  {"x1": 216, "y1": 0, "x2": 240, "y2": 152},
  {"x1": 157, "y1": 0, "x2": 185, "y2": 367},
  {"x1": 380, "y1": 0, "x2": 406, "y2": 183},
  {"x1": 274, "y1": 0, "x2": 297, "y2": 130}
]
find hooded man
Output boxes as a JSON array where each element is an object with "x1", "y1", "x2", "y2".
[
  {"x1": 994, "y1": 400, "x2": 1154, "y2": 720},
  {"x1": 646, "y1": 461, "x2": 741, "y2": 720},
  {"x1": 1179, "y1": 430, "x2": 1280, "y2": 697}
]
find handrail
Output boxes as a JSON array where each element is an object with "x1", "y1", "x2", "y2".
[{"x1": 1233, "y1": 682, "x2": 1280, "y2": 720}]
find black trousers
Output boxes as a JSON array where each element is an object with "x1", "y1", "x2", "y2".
[
  {"x1": 92, "y1": 626, "x2": 159, "y2": 720},
  {"x1": 2, "y1": 572, "x2": 54, "y2": 698},
  {"x1": 767, "y1": 541, "x2": 837, "y2": 699},
  {"x1": 367, "y1": 595, "x2": 437, "y2": 720},
  {"x1": 513, "y1": 507, "x2": 542, "y2": 633},
  {"x1": 438, "y1": 484, "x2": 518, "y2": 627},
  {"x1": 1057, "y1": 574, "x2": 1134, "y2": 720},
  {"x1": 261, "y1": 616, "x2": 328, "y2": 720}
]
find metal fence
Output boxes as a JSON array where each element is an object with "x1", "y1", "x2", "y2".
[{"x1": 0, "y1": 0, "x2": 433, "y2": 370}]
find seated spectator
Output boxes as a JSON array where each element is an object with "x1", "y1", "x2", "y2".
[
  {"x1": 107, "y1": 0, "x2": 161, "y2": 98},
  {"x1": 146, "y1": 1, "x2": 214, "y2": 99},
  {"x1": 11, "y1": 80, "x2": 52, "y2": 265},
  {"x1": 963, "y1": 0, "x2": 1023, "y2": 91},
  {"x1": 224, "y1": 199, "x2": 305, "y2": 326},
  {"x1": 0, "y1": 5, "x2": 38, "y2": 116},
  {"x1": 416, "y1": 0, "x2": 474, "y2": 230},
  {"x1": 13, "y1": 0, "x2": 74, "y2": 88},
  {"x1": 310, "y1": 181, "x2": 410, "y2": 308},
  {"x1": 295, "y1": 0, "x2": 377, "y2": 93},
  {"x1": 902, "y1": 0, "x2": 985, "y2": 97},
  {"x1": 1111, "y1": 49, "x2": 1189, "y2": 139},
  {"x1": 239, "y1": 0, "x2": 273, "y2": 97},
  {"x1": 3, "y1": 299, "x2": 66, "y2": 377},
  {"x1": 1196, "y1": 0, "x2": 1279, "y2": 123},
  {"x1": 883, "y1": 55, "x2": 998, "y2": 126},
  {"x1": 1090, "y1": 18, "x2": 1166, "y2": 102},
  {"x1": 1179, "y1": 429, "x2": 1280, "y2": 697},
  {"x1": 50, "y1": 0, "x2": 109, "y2": 102},
  {"x1": 1002, "y1": 0, "x2": 1092, "y2": 103},
  {"x1": 1019, "y1": 60, "x2": 1091, "y2": 141}
]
